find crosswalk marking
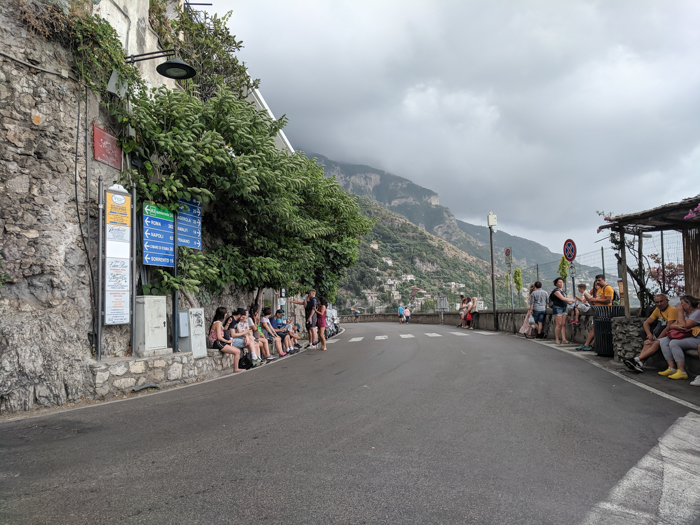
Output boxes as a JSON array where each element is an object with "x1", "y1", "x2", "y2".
[
  {"x1": 348, "y1": 337, "x2": 364, "y2": 342},
  {"x1": 474, "y1": 331, "x2": 497, "y2": 336},
  {"x1": 424, "y1": 333, "x2": 442, "y2": 338},
  {"x1": 449, "y1": 332, "x2": 470, "y2": 336},
  {"x1": 326, "y1": 339, "x2": 338, "y2": 344},
  {"x1": 400, "y1": 334, "x2": 415, "y2": 338},
  {"x1": 375, "y1": 335, "x2": 387, "y2": 340}
]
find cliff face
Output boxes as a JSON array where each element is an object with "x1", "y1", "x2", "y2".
[{"x1": 310, "y1": 152, "x2": 559, "y2": 269}]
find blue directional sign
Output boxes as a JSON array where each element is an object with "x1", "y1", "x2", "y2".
[
  {"x1": 143, "y1": 203, "x2": 174, "y2": 267},
  {"x1": 177, "y1": 199, "x2": 202, "y2": 251}
]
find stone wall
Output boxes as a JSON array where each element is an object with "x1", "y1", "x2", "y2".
[{"x1": 612, "y1": 317, "x2": 646, "y2": 361}]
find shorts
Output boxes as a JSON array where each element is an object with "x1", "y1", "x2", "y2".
[
  {"x1": 552, "y1": 305, "x2": 568, "y2": 316},
  {"x1": 577, "y1": 304, "x2": 591, "y2": 313},
  {"x1": 213, "y1": 338, "x2": 244, "y2": 350},
  {"x1": 306, "y1": 312, "x2": 317, "y2": 330},
  {"x1": 532, "y1": 311, "x2": 546, "y2": 324},
  {"x1": 231, "y1": 337, "x2": 245, "y2": 349}
]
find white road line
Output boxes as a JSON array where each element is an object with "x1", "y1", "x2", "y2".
[
  {"x1": 582, "y1": 412, "x2": 700, "y2": 524},
  {"x1": 326, "y1": 339, "x2": 338, "y2": 344},
  {"x1": 449, "y1": 332, "x2": 470, "y2": 336},
  {"x1": 530, "y1": 338, "x2": 700, "y2": 413},
  {"x1": 375, "y1": 335, "x2": 387, "y2": 340},
  {"x1": 473, "y1": 331, "x2": 497, "y2": 335},
  {"x1": 348, "y1": 337, "x2": 364, "y2": 342},
  {"x1": 400, "y1": 334, "x2": 415, "y2": 338},
  {"x1": 424, "y1": 333, "x2": 442, "y2": 338}
]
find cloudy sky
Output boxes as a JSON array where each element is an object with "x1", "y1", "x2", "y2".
[{"x1": 210, "y1": 0, "x2": 700, "y2": 256}]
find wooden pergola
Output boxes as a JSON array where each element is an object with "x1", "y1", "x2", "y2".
[{"x1": 598, "y1": 194, "x2": 700, "y2": 316}]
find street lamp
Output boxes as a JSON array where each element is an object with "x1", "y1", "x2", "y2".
[
  {"x1": 487, "y1": 211, "x2": 498, "y2": 331},
  {"x1": 126, "y1": 50, "x2": 197, "y2": 80}
]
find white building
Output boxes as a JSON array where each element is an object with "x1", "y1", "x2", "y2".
[
  {"x1": 382, "y1": 257, "x2": 393, "y2": 266},
  {"x1": 402, "y1": 274, "x2": 415, "y2": 282}
]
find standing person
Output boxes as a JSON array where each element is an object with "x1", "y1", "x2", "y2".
[
  {"x1": 403, "y1": 307, "x2": 411, "y2": 324},
  {"x1": 290, "y1": 289, "x2": 318, "y2": 348},
  {"x1": 208, "y1": 307, "x2": 244, "y2": 372},
  {"x1": 458, "y1": 295, "x2": 468, "y2": 328},
  {"x1": 529, "y1": 281, "x2": 549, "y2": 339},
  {"x1": 315, "y1": 297, "x2": 328, "y2": 350},
  {"x1": 353, "y1": 309, "x2": 360, "y2": 323},
  {"x1": 575, "y1": 275, "x2": 614, "y2": 351},
  {"x1": 551, "y1": 277, "x2": 576, "y2": 344},
  {"x1": 464, "y1": 296, "x2": 475, "y2": 329},
  {"x1": 398, "y1": 305, "x2": 405, "y2": 324},
  {"x1": 657, "y1": 295, "x2": 700, "y2": 381},
  {"x1": 519, "y1": 284, "x2": 537, "y2": 338}
]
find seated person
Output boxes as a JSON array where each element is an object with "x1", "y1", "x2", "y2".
[
  {"x1": 570, "y1": 283, "x2": 591, "y2": 325},
  {"x1": 207, "y1": 306, "x2": 244, "y2": 373},
  {"x1": 576, "y1": 275, "x2": 614, "y2": 351},
  {"x1": 261, "y1": 307, "x2": 287, "y2": 357},
  {"x1": 230, "y1": 309, "x2": 265, "y2": 367},
  {"x1": 622, "y1": 294, "x2": 678, "y2": 373},
  {"x1": 271, "y1": 309, "x2": 298, "y2": 354},
  {"x1": 249, "y1": 309, "x2": 276, "y2": 362},
  {"x1": 657, "y1": 295, "x2": 700, "y2": 381}
]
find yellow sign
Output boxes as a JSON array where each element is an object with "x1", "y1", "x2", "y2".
[{"x1": 106, "y1": 191, "x2": 131, "y2": 227}]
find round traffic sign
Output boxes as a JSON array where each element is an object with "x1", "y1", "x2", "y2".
[
  {"x1": 563, "y1": 239, "x2": 577, "y2": 262},
  {"x1": 504, "y1": 248, "x2": 511, "y2": 258}
]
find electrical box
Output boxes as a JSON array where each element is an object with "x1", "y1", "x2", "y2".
[
  {"x1": 134, "y1": 296, "x2": 170, "y2": 358},
  {"x1": 178, "y1": 308, "x2": 207, "y2": 359},
  {"x1": 487, "y1": 212, "x2": 497, "y2": 227}
]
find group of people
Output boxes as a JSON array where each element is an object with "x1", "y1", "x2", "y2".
[
  {"x1": 208, "y1": 306, "x2": 305, "y2": 372},
  {"x1": 458, "y1": 295, "x2": 476, "y2": 329},
  {"x1": 622, "y1": 294, "x2": 700, "y2": 384},
  {"x1": 289, "y1": 289, "x2": 330, "y2": 351},
  {"x1": 522, "y1": 274, "x2": 615, "y2": 346}
]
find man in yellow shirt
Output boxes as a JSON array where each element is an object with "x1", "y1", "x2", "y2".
[
  {"x1": 576, "y1": 274, "x2": 615, "y2": 351},
  {"x1": 622, "y1": 294, "x2": 678, "y2": 373}
]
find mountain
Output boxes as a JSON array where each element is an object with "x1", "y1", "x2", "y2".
[{"x1": 307, "y1": 152, "x2": 561, "y2": 269}]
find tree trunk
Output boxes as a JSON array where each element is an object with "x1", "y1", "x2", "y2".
[
  {"x1": 253, "y1": 287, "x2": 264, "y2": 317},
  {"x1": 181, "y1": 289, "x2": 199, "y2": 309}
]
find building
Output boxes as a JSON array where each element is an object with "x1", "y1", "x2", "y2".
[
  {"x1": 382, "y1": 257, "x2": 393, "y2": 266},
  {"x1": 402, "y1": 274, "x2": 415, "y2": 282}
]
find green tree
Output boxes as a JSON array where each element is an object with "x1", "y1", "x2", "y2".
[
  {"x1": 557, "y1": 256, "x2": 569, "y2": 282},
  {"x1": 513, "y1": 268, "x2": 523, "y2": 294}
]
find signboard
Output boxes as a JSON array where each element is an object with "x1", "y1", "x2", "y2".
[
  {"x1": 177, "y1": 199, "x2": 202, "y2": 250},
  {"x1": 569, "y1": 262, "x2": 576, "y2": 277},
  {"x1": 143, "y1": 202, "x2": 174, "y2": 267},
  {"x1": 505, "y1": 247, "x2": 512, "y2": 266},
  {"x1": 104, "y1": 188, "x2": 131, "y2": 325},
  {"x1": 93, "y1": 125, "x2": 122, "y2": 170},
  {"x1": 563, "y1": 239, "x2": 577, "y2": 262}
]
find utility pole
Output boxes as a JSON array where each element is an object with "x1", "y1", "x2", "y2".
[{"x1": 488, "y1": 212, "x2": 498, "y2": 331}]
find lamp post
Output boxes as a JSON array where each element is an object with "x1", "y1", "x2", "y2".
[{"x1": 487, "y1": 212, "x2": 498, "y2": 331}]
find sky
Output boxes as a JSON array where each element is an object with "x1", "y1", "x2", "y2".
[{"x1": 208, "y1": 0, "x2": 700, "y2": 256}]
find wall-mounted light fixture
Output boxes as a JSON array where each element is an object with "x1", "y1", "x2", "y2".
[{"x1": 126, "y1": 50, "x2": 197, "y2": 80}]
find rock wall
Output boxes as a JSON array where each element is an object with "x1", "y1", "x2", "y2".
[{"x1": 612, "y1": 317, "x2": 646, "y2": 361}]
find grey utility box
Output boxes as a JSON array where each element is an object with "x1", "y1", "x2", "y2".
[
  {"x1": 178, "y1": 308, "x2": 208, "y2": 359},
  {"x1": 134, "y1": 296, "x2": 171, "y2": 358}
]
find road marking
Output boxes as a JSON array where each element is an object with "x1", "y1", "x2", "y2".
[
  {"x1": 375, "y1": 335, "x2": 387, "y2": 340},
  {"x1": 400, "y1": 334, "x2": 415, "y2": 338},
  {"x1": 424, "y1": 333, "x2": 442, "y2": 337},
  {"x1": 348, "y1": 337, "x2": 364, "y2": 342},
  {"x1": 449, "y1": 332, "x2": 470, "y2": 336},
  {"x1": 473, "y1": 331, "x2": 497, "y2": 335},
  {"x1": 582, "y1": 412, "x2": 700, "y2": 524},
  {"x1": 530, "y1": 338, "x2": 700, "y2": 413},
  {"x1": 326, "y1": 339, "x2": 338, "y2": 344}
]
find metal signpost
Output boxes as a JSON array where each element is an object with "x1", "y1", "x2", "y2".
[
  {"x1": 487, "y1": 212, "x2": 498, "y2": 330},
  {"x1": 563, "y1": 239, "x2": 577, "y2": 304},
  {"x1": 437, "y1": 295, "x2": 449, "y2": 324},
  {"x1": 142, "y1": 199, "x2": 202, "y2": 353}
]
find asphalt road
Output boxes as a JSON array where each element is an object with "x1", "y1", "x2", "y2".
[{"x1": 1, "y1": 323, "x2": 698, "y2": 524}]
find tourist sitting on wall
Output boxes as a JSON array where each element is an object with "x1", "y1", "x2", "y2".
[
  {"x1": 622, "y1": 294, "x2": 678, "y2": 373},
  {"x1": 247, "y1": 309, "x2": 277, "y2": 363},
  {"x1": 261, "y1": 307, "x2": 288, "y2": 357},
  {"x1": 575, "y1": 275, "x2": 614, "y2": 351},
  {"x1": 551, "y1": 277, "x2": 576, "y2": 345},
  {"x1": 229, "y1": 308, "x2": 265, "y2": 367},
  {"x1": 657, "y1": 295, "x2": 700, "y2": 381},
  {"x1": 270, "y1": 309, "x2": 298, "y2": 354},
  {"x1": 207, "y1": 307, "x2": 244, "y2": 373},
  {"x1": 569, "y1": 283, "x2": 591, "y2": 325}
]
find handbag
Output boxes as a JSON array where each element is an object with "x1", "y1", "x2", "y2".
[
  {"x1": 668, "y1": 328, "x2": 692, "y2": 340},
  {"x1": 528, "y1": 315, "x2": 536, "y2": 326}
]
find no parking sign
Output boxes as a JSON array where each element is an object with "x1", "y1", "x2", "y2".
[{"x1": 563, "y1": 239, "x2": 576, "y2": 262}]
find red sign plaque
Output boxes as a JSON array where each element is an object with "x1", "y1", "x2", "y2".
[{"x1": 93, "y1": 125, "x2": 122, "y2": 170}]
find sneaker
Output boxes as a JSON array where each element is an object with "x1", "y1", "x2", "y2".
[
  {"x1": 266, "y1": 355, "x2": 277, "y2": 362},
  {"x1": 690, "y1": 376, "x2": 700, "y2": 386},
  {"x1": 668, "y1": 370, "x2": 688, "y2": 380},
  {"x1": 622, "y1": 358, "x2": 643, "y2": 373},
  {"x1": 658, "y1": 368, "x2": 676, "y2": 376},
  {"x1": 577, "y1": 345, "x2": 593, "y2": 352},
  {"x1": 575, "y1": 345, "x2": 585, "y2": 351}
]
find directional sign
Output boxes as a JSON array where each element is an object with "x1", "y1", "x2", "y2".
[
  {"x1": 143, "y1": 203, "x2": 174, "y2": 267},
  {"x1": 563, "y1": 239, "x2": 577, "y2": 262},
  {"x1": 177, "y1": 199, "x2": 202, "y2": 251}
]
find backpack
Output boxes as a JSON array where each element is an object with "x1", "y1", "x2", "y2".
[
  {"x1": 238, "y1": 350, "x2": 253, "y2": 370},
  {"x1": 612, "y1": 290, "x2": 621, "y2": 305}
]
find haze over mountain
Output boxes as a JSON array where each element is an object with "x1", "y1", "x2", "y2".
[{"x1": 308, "y1": 152, "x2": 561, "y2": 270}]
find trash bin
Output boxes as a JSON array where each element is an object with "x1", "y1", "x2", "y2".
[{"x1": 591, "y1": 305, "x2": 625, "y2": 357}]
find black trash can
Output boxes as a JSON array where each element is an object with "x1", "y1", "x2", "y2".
[{"x1": 591, "y1": 305, "x2": 626, "y2": 357}]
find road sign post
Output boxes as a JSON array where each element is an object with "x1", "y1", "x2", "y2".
[{"x1": 563, "y1": 239, "x2": 577, "y2": 313}]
